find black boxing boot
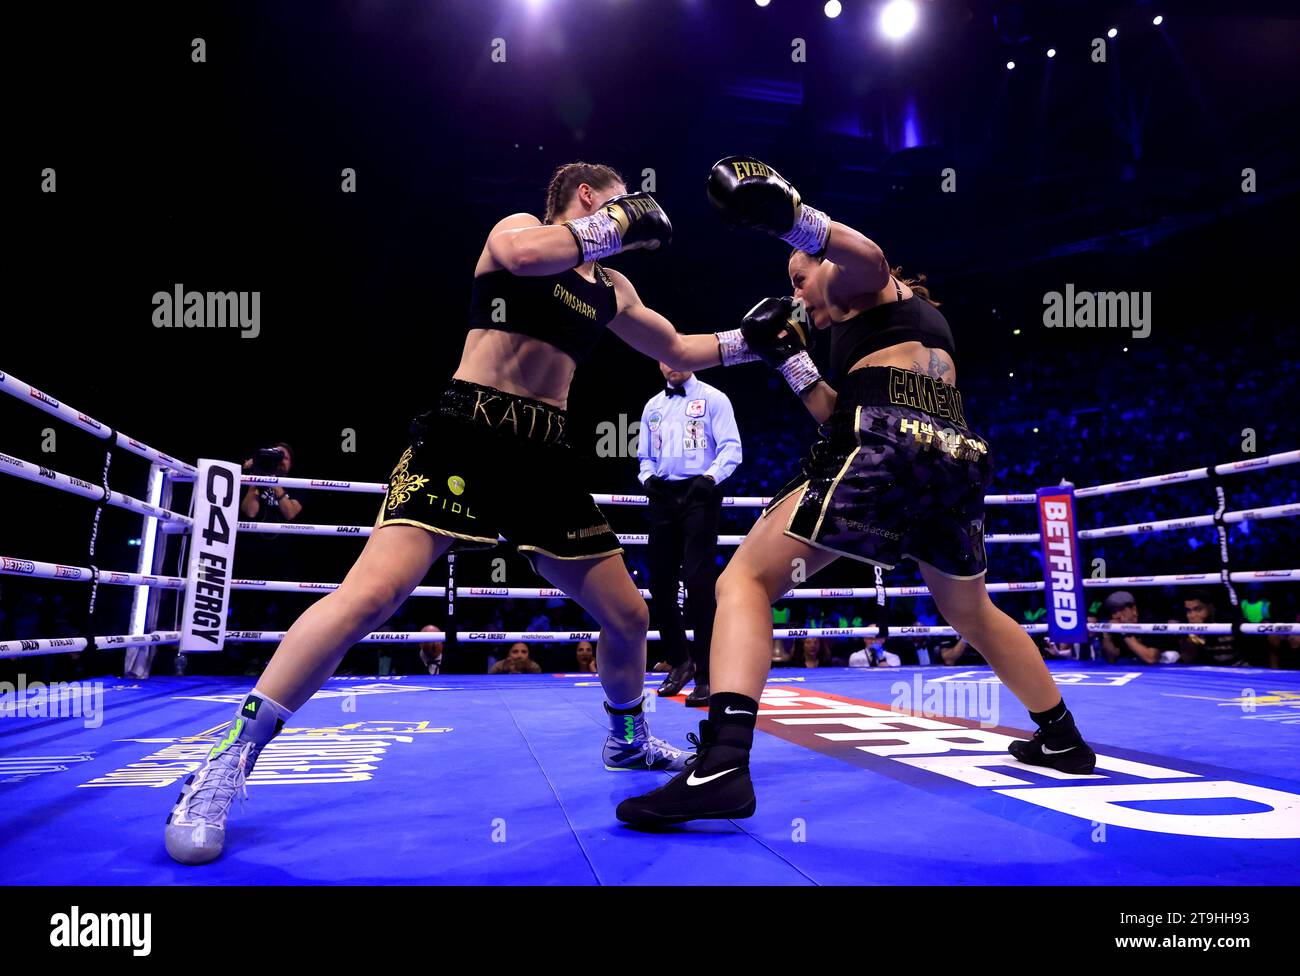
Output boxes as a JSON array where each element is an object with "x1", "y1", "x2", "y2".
[
  {"x1": 1008, "y1": 699, "x2": 1097, "y2": 775},
  {"x1": 616, "y1": 692, "x2": 758, "y2": 827}
]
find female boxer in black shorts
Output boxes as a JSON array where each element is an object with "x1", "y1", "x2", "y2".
[
  {"x1": 618, "y1": 156, "x2": 1097, "y2": 826},
  {"x1": 166, "y1": 163, "x2": 746, "y2": 864}
]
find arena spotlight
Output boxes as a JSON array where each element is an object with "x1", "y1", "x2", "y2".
[
  {"x1": 755, "y1": 0, "x2": 771, "y2": 7},
  {"x1": 1153, "y1": 15, "x2": 1164, "y2": 26},
  {"x1": 824, "y1": 1, "x2": 842, "y2": 18},
  {"x1": 880, "y1": 1, "x2": 919, "y2": 40},
  {"x1": 1046, "y1": 47, "x2": 1056, "y2": 58},
  {"x1": 1006, "y1": 61, "x2": 1016, "y2": 70},
  {"x1": 1107, "y1": 27, "x2": 1118, "y2": 38}
]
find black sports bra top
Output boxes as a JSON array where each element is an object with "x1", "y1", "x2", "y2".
[
  {"x1": 827, "y1": 279, "x2": 956, "y2": 381},
  {"x1": 468, "y1": 264, "x2": 618, "y2": 364}
]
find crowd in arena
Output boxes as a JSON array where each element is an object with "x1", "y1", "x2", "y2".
[
  {"x1": 369, "y1": 327, "x2": 1297, "y2": 675},
  {"x1": 2, "y1": 323, "x2": 1295, "y2": 680}
]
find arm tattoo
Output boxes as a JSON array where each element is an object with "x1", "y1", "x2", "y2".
[{"x1": 911, "y1": 350, "x2": 952, "y2": 381}]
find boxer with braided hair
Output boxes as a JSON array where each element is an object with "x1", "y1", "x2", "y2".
[{"x1": 166, "y1": 161, "x2": 760, "y2": 863}]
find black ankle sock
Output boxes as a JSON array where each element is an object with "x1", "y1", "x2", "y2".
[
  {"x1": 1030, "y1": 698, "x2": 1079, "y2": 740},
  {"x1": 1029, "y1": 698, "x2": 1067, "y2": 726},
  {"x1": 708, "y1": 692, "x2": 758, "y2": 748},
  {"x1": 605, "y1": 698, "x2": 643, "y2": 718}
]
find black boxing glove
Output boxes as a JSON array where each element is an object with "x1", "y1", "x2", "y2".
[
  {"x1": 707, "y1": 156, "x2": 831, "y2": 255},
  {"x1": 738, "y1": 296, "x2": 822, "y2": 395},
  {"x1": 564, "y1": 192, "x2": 672, "y2": 265}
]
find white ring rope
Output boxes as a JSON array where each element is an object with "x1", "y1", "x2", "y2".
[
  {"x1": 154, "y1": 478, "x2": 1037, "y2": 507},
  {"x1": 1078, "y1": 503, "x2": 1299, "y2": 539},
  {"x1": 0, "y1": 556, "x2": 185, "y2": 590},
  {"x1": 0, "y1": 632, "x2": 180, "y2": 659},
  {"x1": 2, "y1": 360, "x2": 1294, "y2": 523},
  {"x1": 0, "y1": 370, "x2": 196, "y2": 476},
  {"x1": 218, "y1": 625, "x2": 1051, "y2": 644},
  {"x1": 8, "y1": 619, "x2": 1293, "y2": 655},
  {"x1": 0, "y1": 450, "x2": 190, "y2": 526},
  {"x1": 228, "y1": 579, "x2": 447, "y2": 598},
  {"x1": 207, "y1": 520, "x2": 1046, "y2": 546},
  {"x1": 7, "y1": 557, "x2": 1294, "y2": 602},
  {"x1": 214, "y1": 621, "x2": 1299, "y2": 646},
  {"x1": 135, "y1": 449, "x2": 1300, "y2": 508},
  {"x1": 157, "y1": 503, "x2": 1299, "y2": 546},
  {"x1": 3, "y1": 363, "x2": 1298, "y2": 659},
  {"x1": 170, "y1": 473, "x2": 390, "y2": 494},
  {"x1": 1075, "y1": 450, "x2": 1300, "y2": 499}
]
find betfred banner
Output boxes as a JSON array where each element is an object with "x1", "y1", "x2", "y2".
[
  {"x1": 1036, "y1": 486, "x2": 1089, "y2": 644},
  {"x1": 179, "y1": 459, "x2": 240, "y2": 652}
]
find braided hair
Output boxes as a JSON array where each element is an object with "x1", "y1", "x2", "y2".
[{"x1": 543, "y1": 162, "x2": 624, "y2": 223}]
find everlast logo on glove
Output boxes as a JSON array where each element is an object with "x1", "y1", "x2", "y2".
[
  {"x1": 730, "y1": 159, "x2": 773, "y2": 180},
  {"x1": 611, "y1": 195, "x2": 661, "y2": 222}
]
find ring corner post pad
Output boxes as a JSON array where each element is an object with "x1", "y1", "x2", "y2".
[
  {"x1": 178, "y1": 457, "x2": 242, "y2": 654},
  {"x1": 1035, "y1": 481, "x2": 1089, "y2": 647}
]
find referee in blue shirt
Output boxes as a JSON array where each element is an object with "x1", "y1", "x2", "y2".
[{"x1": 638, "y1": 362, "x2": 743, "y2": 705}]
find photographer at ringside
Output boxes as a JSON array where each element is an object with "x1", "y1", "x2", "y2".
[
  {"x1": 230, "y1": 443, "x2": 304, "y2": 675},
  {"x1": 241, "y1": 443, "x2": 304, "y2": 524}
]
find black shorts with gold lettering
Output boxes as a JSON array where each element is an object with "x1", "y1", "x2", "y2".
[
  {"x1": 765, "y1": 366, "x2": 995, "y2": 579},
  {"x1": 377, "y1": 379, "x2": 623, "y2": 567}
]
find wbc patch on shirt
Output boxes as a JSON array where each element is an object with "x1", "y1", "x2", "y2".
[
  {"x1": 685, "y1": 419, "x2": 706, "y2": 451},
  {"x1": 647, "y1": 412, "x2": 661, "y2": 432},
  {"x1": 686, "y1": 398, "x2": 706, "y2": 418}
]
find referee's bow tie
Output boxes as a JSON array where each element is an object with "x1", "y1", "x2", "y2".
[{"x1": 665, "y1": 386, "x2": 686, "y2": 397}]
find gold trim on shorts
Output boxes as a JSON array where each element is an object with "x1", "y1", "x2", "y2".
[
  {"x1": 781, "y1": 529, "x2": 895, "y2": 570},
  {"x1": 809, "y1": 405, "x2": 862, "y2": 542},
  {"x1": 763, "y1": 480, "x2": 810, "y2": 520},
  {"x1": 515, "y1": 544, "x2": 626, "y2": 561},
  {"x1": 769, "y1": 476, "x2": 893, "y2": 569}
]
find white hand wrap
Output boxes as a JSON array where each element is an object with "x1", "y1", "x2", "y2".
[
  {"x1": 780, "y1": 204, "x2": 830, "y2": 255},
  {"x1": 778, "y1": 350, "x2": 822, "y2": 395},
  {"x1": 564, "y1": 210, "x2": 623, "y2": 264},
  {"x1": 716, "y1": 328, "x2": 762, "y2": 366}
]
